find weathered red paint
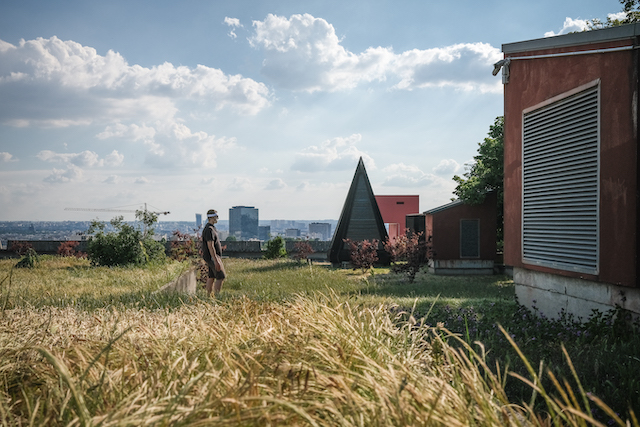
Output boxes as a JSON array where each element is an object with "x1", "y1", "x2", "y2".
[
  {"x1": 425, "y1": 192, "x2": 497, "y2": 261},
  {"x1": 374, "y1": 195, "x2": 420, "y2": 240},
  {"x1": 503, "y1": 32, "x2": 639, "y2": 286}
]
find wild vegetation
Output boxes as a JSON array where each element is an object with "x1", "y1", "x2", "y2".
[{"x1": 0, "y1": 256, "x2": 638, "y2": 425}]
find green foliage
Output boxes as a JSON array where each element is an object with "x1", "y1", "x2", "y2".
[
  {"x1": 586, "y1": 0, "x2": 640, "y2": 28},
  {"x1": 15, "y1": 248, "x2": 39, "y2": 268},
  {"x1": 225, "y1": 235, "x2": 237, "y2": 241},
  {"x1": 453, "y1": 115, "x2": 504, "y2": 241},
  {"x1": 87, "y1": 215, "x2": 166, "y2": 267},
  {"x1": 263, "y1": 236, "x2": 287, "y2": 259}
]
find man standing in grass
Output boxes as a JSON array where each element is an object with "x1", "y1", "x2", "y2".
[{"x1": 202, "y1": 209, "x2": 225, "y2": 297}]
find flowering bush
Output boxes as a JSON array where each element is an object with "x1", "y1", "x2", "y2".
[
  {"x1": 56, "y1": 241, "x2": 87, "y2": 258},
  {"x1": 292, "y1": 241, "x2": 315, "y2": 263},
  {"x1": 170, "y1": 230, "x2": 201, "y2": 261},
  {"x1": 384, "y1": 231, "x2": 432, "y2": 282},
  {"x1": 9, "y1": 241, "x2": 33, "y2": 256},
  {"x1": 343, "y1": 238, "x2": 379, "y2": 273}
]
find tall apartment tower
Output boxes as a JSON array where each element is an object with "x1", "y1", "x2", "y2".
[
  {"x1": 229, "y1": 206, "x2": 259, "y2": 240},
  {"x1": 195, "y1": 213, "x2": 202, "y2": 230}
]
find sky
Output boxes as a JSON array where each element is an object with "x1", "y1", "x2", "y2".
[{"x1": 0, "y1": 0, "x2": 623, "y2": 222}]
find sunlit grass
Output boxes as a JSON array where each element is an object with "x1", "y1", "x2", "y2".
[{"x1": 0, "y1": 256, "x2": 637, "y2": 425}]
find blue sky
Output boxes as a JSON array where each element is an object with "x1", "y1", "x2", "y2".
[{"x1": 0, "y1": 0, "x2": 621, "y2": 221}]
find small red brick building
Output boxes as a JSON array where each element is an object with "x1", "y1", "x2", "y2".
[
  {"x1": 500, "y1": 23, "x2": 640, "y2": 319},
  {"x1": 422, "y1": 192, "x2": 497, "y2": 275},
  {"x1": 374, "y1": 195, "x2": 420, "y2": 241}
]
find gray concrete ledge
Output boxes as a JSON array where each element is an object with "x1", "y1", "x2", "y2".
[{"x1": 514, "y1": 267, "x2": 640, "y2": 321}]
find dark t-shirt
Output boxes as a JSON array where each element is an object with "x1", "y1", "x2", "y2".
[{"x1": 202, "y1": 223, "x2": 222, "y2": 261}]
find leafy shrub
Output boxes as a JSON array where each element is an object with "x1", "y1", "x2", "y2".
[
  {"x1": 343, "y1": 238, "x2": 379, "y2": 273},
  {"x1": 87, "y1": 215, "x2": 166, "y2": 267},
  {"x1": 264, "y1": 236, "x2": 287, "y2": 259},
  {"x1": 15, "y1": 248, "x2": 38, "y2": 268},
  {"x1": 57, "y1": 241, "x2": 87, "y2": 258},
  {"x1": 384, "y1": 231, "x2": 433, "y2": 282},
  {"x1": 9, "y1": 241, "x2": 33, "y2": 256},
  {"x1": 170, "y1": 230, "x2": 201, "y2": 261},
  {"x1": 292, "y1": 241, "x2": 315, "y2": 263}
]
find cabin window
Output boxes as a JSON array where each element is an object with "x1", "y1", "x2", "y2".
[
  {"x1": 522, "y1": 82, "x2": 599, "y2": 274},
  {"x1": 460, "y1": 219, "x2": 480, "y2": 258}
]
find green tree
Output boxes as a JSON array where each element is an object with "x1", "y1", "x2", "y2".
[
  {"x1": 586, "y1": 0, "x2": 640, "y2": 28},
  {"x1": 264, "y1": 236, "x2": 287, "y2": 259},
  {"x1": 453, "y1": 116, "x2": 504, "y2": 243},
  {"x1": 87, "y1": 214, "x2": 166, "y2": 267}
]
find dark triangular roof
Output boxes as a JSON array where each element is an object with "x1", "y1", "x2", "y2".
[{"x1": 329, "y1": 157, "x2": 389, "y2": 264}]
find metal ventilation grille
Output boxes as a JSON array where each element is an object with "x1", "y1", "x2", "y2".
[{"x1": 522, "y1": 86, "x2": 599, "y2": 274}]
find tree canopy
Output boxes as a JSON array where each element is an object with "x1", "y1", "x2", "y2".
[
  {"x1": 452, "y1": 116, "x2": 504, "y2": 242},
  {"x1": 586, "y1": 0, "x2": 640, "y2": 29}
]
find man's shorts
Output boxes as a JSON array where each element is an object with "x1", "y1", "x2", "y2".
[{"x1": 206, "y1": 259, "x2": 226, "y2": 280}]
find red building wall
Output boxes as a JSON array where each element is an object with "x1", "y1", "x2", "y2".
[
  {"x1": 503, "y1": 36, "x2": 639, "y2": 286},
  {"x1": 426, "y1": 193, "x2": 497, "y2": 261},
  {"x1": 375, "y1": 195, "x2": 420, "y2": 240}
]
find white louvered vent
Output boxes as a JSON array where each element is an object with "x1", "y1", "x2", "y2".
[{"x1": 522, "y1": 85, "x2": 599, "y2": 274}]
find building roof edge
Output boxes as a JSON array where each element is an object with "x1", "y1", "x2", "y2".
[{"x1": 503, "y1": 23, "x2": 640, "y2": 54}]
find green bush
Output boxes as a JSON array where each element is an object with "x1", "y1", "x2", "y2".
[
  {"x1": 87, "y1": 215, "x2": 166, "y2": 267},
  {"x1": 15, "y1": 248, "x2": 39, "y2": 268},
  {"x1": 263, "y1": 236, "x2": 287, "y2": 259}
]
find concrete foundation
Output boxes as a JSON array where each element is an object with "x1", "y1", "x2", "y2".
[
  {"x1": 514, "y1": 267, "x2": 640, "y2": 321},
  {"x1": 428, "y1": 259, "x2": 494, "y2": 275}
]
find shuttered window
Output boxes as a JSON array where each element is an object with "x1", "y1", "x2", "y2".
[{"x1": 522, "y1": 84, "x2": 599, "y2": 274}]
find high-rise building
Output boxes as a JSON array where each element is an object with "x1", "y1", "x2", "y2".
[
  {"x1": 195, "y1": 213, "x2": 202, "y2": 230},
  {"x1": 309, "y1": 222, "x2": 332, "y2": 241},
  {"x1": 258, "y1": 225, "x2": 271, "y2": 241},
  {"x1": 229, "y1": 206, "x2": 259, "y2": 240}
]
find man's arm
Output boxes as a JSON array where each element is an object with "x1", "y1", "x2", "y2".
[{"x1": 207, "y1": 240, "x2": 222, "y2": 271}]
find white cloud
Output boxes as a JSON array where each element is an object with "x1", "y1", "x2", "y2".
[
  {"x1": 265, "y1": 178, "x2": 286, "y2": 190},
  {"x1": 36, "y1": 149, "x2": 123, "y2": 168},
  {"x1": 432, "y1": 159, "x2": 460, "y2": 176},
  {"x1": 249, "y1": 14, "x2": 502, "y2": 93},
  {"x1": 104, "y1": 150, "x2": 124, "y2": 167},
  {"x1": 135, "y1": 176, "x2": 150, "y2": 184},
  {"x1": 44, "y1": 165, "x2": 83, "y2": 183},
  {"x1": 381, "y1": 163, "x2": 443, "y2": 187},
  {"x1": 225, "y1": 17, "x2": 243, "y2": 39},
  {"x1": 103, "y1": 175, "x2": 120, "y2": 184},
  {"x1": 98, "y1": 120, "x2": 236, "y2": 168},
  {"x1": 291, "y1": 134, "x2": 374, "y2": 172},
  {"x1": 0, "y1": 36, "x2": 271, "y2": 128},
  {"x1": 228, "y1": 177, "x2": 251, "y2": 191},
  {"x1": 545, "y1": 17, "x2": 589, "y2": 37},
  {"x1": 0, "y1": 152, "x2": 16, "y2": 162}
]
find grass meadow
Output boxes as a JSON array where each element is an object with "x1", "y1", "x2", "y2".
[{"x1": 0, "y1": 255, "x2": 638, "y2": 426}]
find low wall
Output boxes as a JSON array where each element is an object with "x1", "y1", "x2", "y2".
[
  {"x1": 285, "y1": 241, "x2": 331, "y2": 260},
  {"x1": 4, "y1": 239, "x2": 331, "y2": 261}
]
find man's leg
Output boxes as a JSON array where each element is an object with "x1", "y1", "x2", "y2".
[
  {"x1": 205, "y1": 277, "x2": 214, "y2": 296},
  {"x1": 213, "y1": 279, "x2": 224, "y2": 296}
]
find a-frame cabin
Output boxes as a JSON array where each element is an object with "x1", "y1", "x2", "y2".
[{"x1": 329, "y1": 157, "x2": 389, "y2": 265}]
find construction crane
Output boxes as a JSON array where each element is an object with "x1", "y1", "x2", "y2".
[
  {"x1": 65, "y1": 203, "x2": 170, "y2": 236},
  {"x1": 65, "y1": 203, "x2": 170, "y2": 216}
]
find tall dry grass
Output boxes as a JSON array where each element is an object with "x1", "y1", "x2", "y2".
[{"x1": 1, "y1": 290, "x2": 635, "y2": 426}]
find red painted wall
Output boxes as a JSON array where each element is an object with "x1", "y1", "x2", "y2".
[
  {"x1": 426, "y1": 193, "x2": 497, "y2": 261},
  {"x1": 503, "y1": 38, "x2": 639, "y2": 286},
  {"x1": 375, "y1": 195, "x2": 420, "y2": 239}
]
